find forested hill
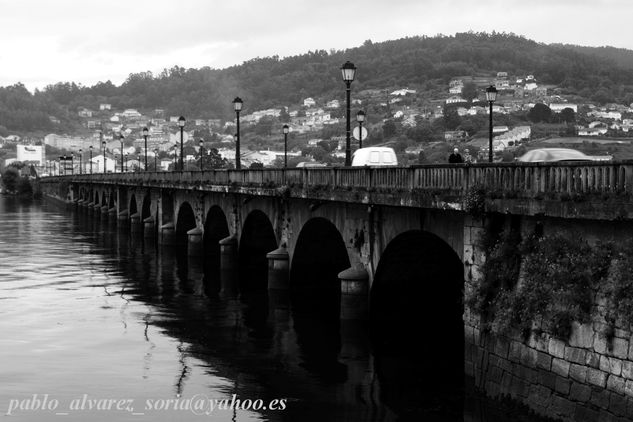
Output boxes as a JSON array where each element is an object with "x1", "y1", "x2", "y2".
[
  {"x1": 3, "y1": 32, "x2": 633, "y2": 135},
  {"x1": 556, "y1": 44, "x2": 633, "y2": 69}
]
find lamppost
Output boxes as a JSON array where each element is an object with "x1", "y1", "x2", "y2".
[
  {"x1": 78, "y1": 148, "x2": 83, "y2": 174},
  {"x1": 356, "y1": 110, "x2": 365, "y2": 149},
  {"x1": 282, "y1": 124, "x2": 289, "y2": 168},
  {"x1": 154, "y1": 149, "x2": 158, "y2": 172},
  {"x1": 178, "y1": 116, "x2": 185, "y2": 171},
  {"x1": 119, "y1": 134, "x2": 125, "y2": 172},
  {"x1": 89, "y1": 145, "x2": 93, "y2": 174},
  {"x1": 233, "y1": 97, "x2": 243, "y2": 170},
  {"x1": 70, "y1": 153, "x2": 74, "y2": 175},
  {"x1": 341, "y1": 61, "x2": 357, "y2": 166},
  {"x1": 142, "y1": 127, "x2": 149, "y2": 171},
  {"x1": 199, "y1": 140, "x2": 204, "y2": 172},
  {"x1": 486, "y1": 85, "x2": 498, "y2": 163},
  {"x1": 101, "y1": 141, "x2": 106, "y2": 174},
  {"x1": 125, "y1": 152, "x2": 128, "y2": 172}
]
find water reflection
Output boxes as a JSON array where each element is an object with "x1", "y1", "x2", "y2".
[{"x1": 0, "y1": 197, "x2": 554, "y2": 422}]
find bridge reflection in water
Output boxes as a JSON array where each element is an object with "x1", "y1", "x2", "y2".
[{"x1": 52, "y1": 199, "x2": 550, "y2": 422}]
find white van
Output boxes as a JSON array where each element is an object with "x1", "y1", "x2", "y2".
[{"x1": 351, "y1": 147, "x2": 398, "y2": 167}]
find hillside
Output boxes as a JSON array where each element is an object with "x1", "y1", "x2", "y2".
[
  {"x1": 556, "y1": 44, "x2": 633, "y2": 69},
  {"x1": 2, "y1": 32, "x2": 633, "y2": 135}
]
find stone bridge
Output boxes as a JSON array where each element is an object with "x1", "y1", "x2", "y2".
[{"x1": 40, "y1": 161, "x2": 633, "y2": 421}]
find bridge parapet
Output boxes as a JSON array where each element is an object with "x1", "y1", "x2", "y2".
[{"x1": 41, "y1": 161, "x2": 633, "y2": 220}]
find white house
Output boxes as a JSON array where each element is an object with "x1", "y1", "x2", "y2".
[
  {"x1": 303, "y1": 98, "x2": 316, "y2": 107},
  {"x1": 91, "y1": 155, "x2": 116, "y2": 173},
  {"x1": 446, "y1": 96, "x2": 466, "y2": 104},
  {"x1": 549, "y1": 103, "x2": 578, "y2": 113}
]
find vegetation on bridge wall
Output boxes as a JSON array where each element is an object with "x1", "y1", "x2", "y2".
[{"x1": 466, "y1": 226, "x2": 633, "y2": 342}]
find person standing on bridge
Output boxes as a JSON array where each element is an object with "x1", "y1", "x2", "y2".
[{"x1": 448, "y1": 148, "x2": 463, "y2": 163}]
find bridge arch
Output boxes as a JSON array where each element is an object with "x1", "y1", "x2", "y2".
[
  {"x1": 290, "y1": 217, "x2": 350, "y2": 319},
  {"x1": 204, "y1": 206, "x2": 230, "y2": 263},
  {"x1": 175, "y1": 202, "x2": 196, "y2": 244},
  {"x1": 238, "y1": 210, "x2": 277, "y2": 292},
  {"x1": 141, "y1": 194, "x2": 151, "y2": 220},
  {"x1": 129, "y1": 195, "x2": 138, "y2": 216},
  {"x1": 108, "y1": 191, "x2": 115, "y2": 209},
  {"x1": 162, "y1": 192, "x2": 174, "y2": 225},
  {"x1": 370, "y1": 230, "x2": 464, "y2": 410}
]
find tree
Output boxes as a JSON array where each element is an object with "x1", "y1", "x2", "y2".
[
  {"x1": 205, "y1": 148, "x2": 228, "y2": 169},
  {"x1": 527, "y1": 103, "x2": 553, "y2": 123},
  {"x1": 2, "y1": 167, "x2": 20, "y2": 192},
  {"x1": 382, "y1": 119, "x2": 397, "y2": 138},
  {"x1": 559, "y1": 108, "x2": 576, "y2": 123},
  {"x1": 462, "y1": 82, "x2": 479, "y2": 102},
  {"x1": 443, "y1": 106, "x2": 461, "y2": 130}
]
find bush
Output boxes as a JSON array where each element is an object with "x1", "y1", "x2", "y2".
[{"x1": 469, "y1": 232, "x2": 613, "y2": 340}]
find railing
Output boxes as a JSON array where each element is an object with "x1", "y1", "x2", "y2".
[{"x1": 43, "y1": 161, "x2": 633, "y2": 197}]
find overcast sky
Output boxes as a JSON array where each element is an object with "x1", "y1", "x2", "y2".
[{"x1": 1, "y1": 0, "x2": 631, "y2": 91}]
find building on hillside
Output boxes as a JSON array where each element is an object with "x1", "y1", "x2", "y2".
[
  {"x1": 549, "y1": 103, "x2": 578, "y2": 113},
  {"x1": 446, "y1": 96, "x2": 466, "y2": 104},
  {"x1": 303, "y1": 98, "x2": 316, "y2": 107},
  {"x1": 390, "y1": 88, "x2": 417, "y2": 96},
  {"x1": 444, "y1": 130, "x2": 467, "y2": 142},
  {"x1": 78, "y1": 108, "x2": 93, "y2": 118},
  {"x1": 16, "y1": 144, "x2": 44, "y2": 165},
  {"x1": 99, "y1": 104, "x2": 111, "y2": 111}
]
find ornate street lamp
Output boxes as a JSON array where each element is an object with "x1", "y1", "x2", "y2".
[
  {"x1": 78, "y1": 148, "x2": 83, "y2": 174},
  {"x1": 233, "y1": 97, "x2": 243, "y2": 170},
  {"x1": 170, "y1": 144, "x2": 175, "y2": 171},
  {"x1": 177, "y1": 116, "x2": 185, "y2": 171},
  {"x1": 124, "y1": 152, "x2": 128, "y2": 172},
  {"x1": 142, "y1": 127, "x2": 149, "y2": 171},
  {"x1": 101, "y1": 140, "x2": 106, "y2": 173},
  {"x1": 486, "y1": 85, "x2": 498, "y2": 163},
  {"x1": 282, "y1": 124, "x2": 289, "y2": 168},
  {"x1": 356, "y1": 110, "x2": 365, "y2": 149},
  {"x1": 89, "y1": 145, "x2": 93, "y2": 174},
  {"x1": 341, "y1": 61, "x2": 357, "y2": 166},
  {"x1": 199, "y1": 139, "x2": 204, "y2": 172},
  {"x1": 119, "y1": 134, "x2": 125, "y2": 172}
]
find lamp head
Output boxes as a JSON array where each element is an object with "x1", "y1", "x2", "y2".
[
  {"x1": 340, "y1": 61, "x2": 357, "y2": 83},
  {"x1": 485, "y1": 85, "x2": 498, "y2": 102},
  {"x1": 233, "y1": 97, "x2": 243, "y2": 112}
]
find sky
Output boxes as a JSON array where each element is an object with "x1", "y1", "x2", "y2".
[{"x1": 1, "y1": 0, "x2": 632, "y2": 91}]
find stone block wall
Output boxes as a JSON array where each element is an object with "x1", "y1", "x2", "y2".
[{"x1": 463, "y1": 215, "x2": 633, "y2": 421}]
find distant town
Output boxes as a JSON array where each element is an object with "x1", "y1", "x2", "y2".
[{"x1": 4, "y1": 69, "x2": 633, "y2": 175}]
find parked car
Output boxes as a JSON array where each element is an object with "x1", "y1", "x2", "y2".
[
  {"x1": 351, "y1": 147, "x2": 398, "y2": 167},
  {"x1": 517, "y1": 148, "x2": 612, "y2": 163}
]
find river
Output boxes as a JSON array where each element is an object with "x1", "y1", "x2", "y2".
[{"x1": 0, "y1": 196, "x2": 550, "y2": 421}]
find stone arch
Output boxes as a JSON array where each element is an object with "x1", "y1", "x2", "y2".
[
  {"x1": 162, "y1": 192, "x2": 174, "y2": 225},
  {"x1": 290, "y1": 217, "x2": 350, "y2": 319},
  {"x1": 141, "y1": 193, "x2": 152, "y2": 220},
  {"x1": 204, "y1": 206, "x2": 230, "y2": 265},
  {"x1": 370, "y1": 230, "x2": 464, "y2": 413},
  {"x1": 238, "y1": 210, "x2": 277, "y2": 292},
  {"x1": 129, "y1": 195, "x2": 138, "y2": 216},
  {"x1": 175, "y1": 201, "x2": 196, "y2": 244},
  {"x1": 108, "y1": 191, "x2": 115, "y2": 209}
]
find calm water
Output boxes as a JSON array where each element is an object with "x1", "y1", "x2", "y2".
[{"x1": 0, "y1": 197, "x2": 546, "y2": 422}]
